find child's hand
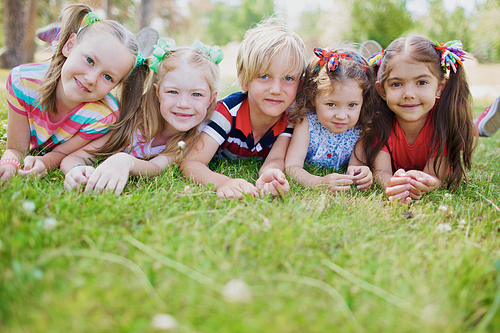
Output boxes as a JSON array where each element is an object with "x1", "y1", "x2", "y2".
[
  {"x1": 347, "y1": 165, "x2": 373, "y2": 190},
  {"x1": 84, "y1": 153, "x2": 133, "y2": 195},
  {"x1": 384, "y1": 169, "x2": 412, "y2": 203},
  {"x1": 256, "y1": 168, "x2": 290, "y2": 197},
  {"x1": 321, "y1": 173, "x2": 355, "y2": 192},
  {"x1": 64, "y1": 165, "x2": 95, "y2": 190},
  {"x1": 406, "y1": 170, "x2": 440, "y2": 200},
  {"x1": 18, "y1": 156, "x2": 48, "y2": 177},
  {"x1": 0, "y1": 164, "x2": 18, "y2": 181},
  {"x1": 217, "y1": 179, "x2": 259, "y2": 199}
]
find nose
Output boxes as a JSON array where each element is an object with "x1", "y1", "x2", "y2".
[
  {"x1": 403, "y1": 86, "x2": 415, "y2": 100},
  {"x1": 177, "y1": 95, "x2": 190, "y2": 108},
  {"x1": 84, "y1": 70, "x2": 98, "y2": 86},
  {"x1": 335, "y1": 108, "x2": 348, "y2": 120},
  {"x1": 269, "y1": 78, "x2": 282, "y2": 94}
]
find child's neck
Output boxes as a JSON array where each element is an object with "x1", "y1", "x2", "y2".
[
  {"x1": 248, "y1": 111, "x2": 281, "y2": 143},
  {"x1": 395, "y1": 113, "x2": 429, "y2": 146}
]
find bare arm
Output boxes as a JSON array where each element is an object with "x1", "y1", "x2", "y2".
[
  {"x1": 347, "y1": 140, "x2": 373, "y2": 190},
  {"x1": 256, "y1": 135, "x2": 291, "y2": 196},
  {"x1": 285, "y1": 119, "x2": 354, "y2": 192},
  {"x1": 0, "y1": 106, "x2": 30, "y2": 180},
  {"x1": 181, "y1": 132, "x2": 258, "y2": 198}
]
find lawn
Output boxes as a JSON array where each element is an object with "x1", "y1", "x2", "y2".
[{"x1": 0, "y1": 67, "x2": 499, "y2": 332}]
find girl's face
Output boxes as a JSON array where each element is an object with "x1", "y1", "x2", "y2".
[
  {"x1": 314, "y1": 79, "x2": 363, "y2": 134},
  {"x1": 157, "y1": 61, "x2": 215, "y2": 135},
  {"x1": 58, "y1": 33, "x2": 134, "y2": 111},
  {"x1": 377, "y1": 58, "x2": 444, "y2": 122}
]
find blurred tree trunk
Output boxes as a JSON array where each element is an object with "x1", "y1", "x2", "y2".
[
  {"x1": 139, "y1": 0, "x2": 154, "y2": 29},
  {"x1": 23, "y1": 0, "x2": 39, "y2": 63},
  {"x1": 1, "y1": 0, "x2": 39, "y2": 68},
  {"x1": 1, "y1": 0, "x2": 26, "y2": 68}
]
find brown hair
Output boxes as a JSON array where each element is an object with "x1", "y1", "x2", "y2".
[
  {"x1": 288, "y1": 46, "x2": 377, "y2": 134},
  {"x1": 360, "y1": 36, "x2": 476, "y2": 190},
  {"x1": 93, "y1": 47, "x2": 220, "y2": 160},
  {"x1": 37, "y1": 3, "x2": 138, "y2": 114}
]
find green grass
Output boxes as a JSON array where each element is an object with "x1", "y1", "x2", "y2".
[{"x1": 1, "y1": 67, "x2": 500, "y2": 332}]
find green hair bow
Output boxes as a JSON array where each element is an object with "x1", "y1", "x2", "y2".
[
  {"x1": 149, "y1": 39, "x2": 172, "y2": 73},
  {"x1": 191, "y1": 39, "x2": 224, "y2": 64}
]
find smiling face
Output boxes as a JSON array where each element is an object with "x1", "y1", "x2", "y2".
[
  {"x1": 243, "y1": 52, "x2": 301, "y2": 124},
  {"x1": 156, "y1": 60, "x2": 215, "y2": 136},
  {"x1": 377, "y1": 58, "x2": 443, "y2": 123},
  {"x1": 57, "y1": 32, "x2": 134, "y2": 112},
  {"x1": 314, "y1": 79, "x2": 363, "y2": 134}
]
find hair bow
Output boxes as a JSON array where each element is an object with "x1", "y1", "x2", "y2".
[
  {"x1": 435, "y1": 40, "x2": 466, "y2": 73},
  {"x1": 149, "y1": 39, "x2": 172, "y2": 73},
  {"x1": 313, "y1": 47, "x2": 367, "y2": 73},
  {"x1": 191, "y1": 39, "x2": 224, "y2": 64},
  {"x1": 85, "y1": 12, "x2": 101, "y2": 25},
  {"x1": 367, "y1": 50, "x2": 384, "y2": 66}
]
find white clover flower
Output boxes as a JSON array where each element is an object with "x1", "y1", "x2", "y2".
[
  {"x1": 436, "y1": 223, "x2": 452, "y2": 233},
  {"x1": 458, "y1": 219, "x2": 467, "y2": 228},
  {"x1": 444, "y1": 193, "x2": 451, "y2": 198},
  {"x1": 41, "y1": 217, "x2": 57, "y2": 231},
  {"x1": 223, "y1": 278, "x2": 252, "y2": 303},
  {"x1": 184, "y1": 185, "x2": 191, "y2": 192},
  {"x1": 177, "y1": 141, "x2": 185, "y2": 150},
  {"x1": 22, "y1": 200, "x2": 36, "y2": 212},
  {"x1": 438, "y1": 205, "x2": 447, "y2": 212},
  {"x1": 2, "y1": 124, "x2": 7, "y2": 130},
  {"x1": 151, "y1": 313, "x2": 178, "y2": 330}
]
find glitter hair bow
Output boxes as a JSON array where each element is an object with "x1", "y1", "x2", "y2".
[
  {"x1": 85, "y1": 12, "x2": 101, "y2": 25},
  {"x1": 149, "y1": 38, "x2": 172, "y2": 73},
  {"x1": 313, "y1": 47, "x2": 367, "y2": 73},
  {"x1": 435, "y1": 40, "x2": 466, "y2": 73},
  {"x1": 191, "y1": 39, "x2": 224, "y2": 64},
  {"x1": 367, "y1": 50, "x2": 384, "y2": 66}
]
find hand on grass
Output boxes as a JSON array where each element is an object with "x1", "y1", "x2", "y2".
[
  {"x1": 256, "y1": 168, "x2": 290, "y2": 197},
  {"x1": 320, "y1": 173, "x2": 354, "y2": 192},
  {"x1": 406, "y1": 170, "x2": 440, "y2": 200},
  {"x1": 17, "y1": 156, "x2": 47, "y2": 177},
  {"x1": 384, "y1": 169, "x2": 412, "y2": 203},
  {"x1": 347, "y1": 165, "x2": 373, "y2": 190},
  {"x1": 64, "y1": 165, "x2": 95, "y2": 190},
  {"x1": 0, "y1": 164, "x2": 17, "y2": 181},
  {"x1": 216, "y1": 178, "x2": 259, "y2": 199},
  {"x1": 84, "y1": 153, "x2": 133, "y2": 195}
]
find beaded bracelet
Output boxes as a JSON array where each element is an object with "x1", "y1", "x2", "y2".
[{"x1": 0, "y1": 158, "x2": 21, "y2": 168}]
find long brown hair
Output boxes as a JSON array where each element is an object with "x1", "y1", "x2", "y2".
[
  {"x1": 37, "y1": 3, "x2": 138, "y2": 114},
  {"x1": 93, "y1": 47, "x2": 220, "y2": 160},
  {"x1": 360, "y1": 36, "x2": 476, "y2": 190},
  {"x1": 288, "y1": 46, "x2": 377, "y2": 134}
]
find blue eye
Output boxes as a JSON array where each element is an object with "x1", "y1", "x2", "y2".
[
  {"x1": 348, "y1": 103, "x2": 357, "y2": 108},
  {"x1": 193, "y1": 92, "x2": 201, "y2": 97},
  {"x1": 86, "y1": 57, "x2": 94, "y2": 65},
  {"x1": 391, "y1": 82, "x2": 401, "y2": 87},
  {"x1": 417, "y1": 80, "x2": 428, "y2": 85},
  {"x1": 104, "y1": 74, "x2": 112, "y2": 82},
  {"x1": 260, "y1": 74, "x2": 269, "y2": 79},
  {"x1": 284, "y1": 76, "x2": 294, "y2": 82},
  {"x1": 327, "y1": 103, "x2": 335, "y2": 107},
  {"x1": 168, "y1": 90, "x2": 178, "y2": 94}
]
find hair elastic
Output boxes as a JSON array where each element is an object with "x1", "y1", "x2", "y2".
[
  {"x1": 85, "y1": 12, "x2": 101, "y2": 25},
  {"x1": 367, "y1": 50, "x2": 384, "y2": 66},
  {"x1": 191, "y1": 39, "x2": 224, "y2": 64},
  {"x1": 136, "y1": 51, "x2": 146, "y2": 66},
  {"x1": 313, "y1": 47, "x2": 367, "y2": 73},
  {"x1": 435, "y1": 40, "x2": 466, "y2": 73}
]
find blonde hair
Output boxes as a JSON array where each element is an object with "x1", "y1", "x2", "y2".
[
  {"x1": 38, "y1": 3, "x2": 137, "y2": 115},
  {"x1": 236, "y1": 18, "x2": 307, "y2": 90},
  {"x1": 93, "y1": 47, "x2": 220, "y2": 160}
]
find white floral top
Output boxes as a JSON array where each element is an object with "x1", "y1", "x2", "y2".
[{"x1": 305, "y1": 111, "x2": 361, "y2": 170}]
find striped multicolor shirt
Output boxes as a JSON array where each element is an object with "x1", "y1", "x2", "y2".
[
  {"x1": 6, "y1": 63, "x2": 119, "y2": 151},
  {"x1": 124, "y1": 129, "x2": 166, "y2": 158},
  {"x1": 203, "y1": 92, "x2": 293, "y2": 160}
]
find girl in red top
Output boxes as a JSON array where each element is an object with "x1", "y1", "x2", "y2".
[{"x1": 356, "y1": 36, "x2": 476, "y2": 203}]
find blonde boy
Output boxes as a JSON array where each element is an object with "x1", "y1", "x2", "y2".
[{"x1": 182, "y1": 19, "x2": 306, "y2": 198}]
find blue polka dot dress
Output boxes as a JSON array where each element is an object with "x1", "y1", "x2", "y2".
[{"x1": 305, "y1": 111, "x2": 361, "y2": 170}]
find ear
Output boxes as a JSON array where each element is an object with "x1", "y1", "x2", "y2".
[
  {"x1": 154, "y1": 83, "x2": 159, "y2": 99},
  {"x1": 62, "y1": 33, "x2": 77, "y2": 58},
  {"x1": 436, "y1": 78, "x2": 448, "y2": 98},
  {"x1": 375, "y1": 81, "x2": 386, "y2": 100},
  {"x1": 210, "y1": 91, "x2": 218, "y2": 105}
]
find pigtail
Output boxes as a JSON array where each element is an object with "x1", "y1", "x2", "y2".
[
  {"x1": 432, "y1": 64, "x2": 475, "y2": 190},
  {"x1": 38, "y1": 4, "x2": 92, "y2": 114},
  {"x1": 91, "y1": 63, "x2": 158, "y2": 155}
]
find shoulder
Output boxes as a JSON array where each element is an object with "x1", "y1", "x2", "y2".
[{"x1": 220, "y1": 91, "x2": 247, "y2": 110}]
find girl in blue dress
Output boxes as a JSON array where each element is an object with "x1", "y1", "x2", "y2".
[{"x1": 285, "y1": 46, "x2": 376, "y2": 192}]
